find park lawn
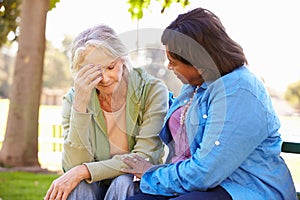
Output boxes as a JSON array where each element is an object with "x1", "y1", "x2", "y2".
[{"x1": 0, "y1": 171, "x2": 59, "y2": 200}]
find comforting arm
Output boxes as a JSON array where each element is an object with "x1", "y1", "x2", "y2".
[{"x1": 139, "y1": 88, "x2": 270, "y2": 195}]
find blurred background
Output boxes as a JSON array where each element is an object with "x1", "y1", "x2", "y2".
[{"x1": 0, "y1": 0, "x2": 299, "y2": 192}]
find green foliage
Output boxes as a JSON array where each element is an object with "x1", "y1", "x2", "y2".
[
  {"x1": 0, "y1": 0, "x2": 60, "y2": 48},
  {"x1": 160, "y1": 0, "x2": 190, "y2": 13},
  {"x1": 0, "y1": 171, "x2": 59, "y2": 200},
  {"x1": 127, "y1": 0, "x2": 190, "y2": 19},
  {"x1": 50, "y1": 0, "x2": 60, "y2": 10},
  {"x1": 285, "y1": 80, "x2": 300, "y2": 109},
  {"x1": 0, "y1": 0, "x2": 21, "y2": 47}
]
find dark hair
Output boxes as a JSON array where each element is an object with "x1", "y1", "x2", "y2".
[{"x1": 161, "y1": 7, "x2": 248, "y2": 78}]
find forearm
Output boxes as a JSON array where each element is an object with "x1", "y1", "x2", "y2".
[
  {"x1": 74, "y1": 164, "x2": 91, "y2": 180},
  {"x1": 62, "y1": 108, "x2": 94, "y2": 171},
  {"x1": 84, "y1": 152, "x2": 155, "y2": 183},
  {"x1": 84, "y1": 154, "x2": 128, "y2": 183}
]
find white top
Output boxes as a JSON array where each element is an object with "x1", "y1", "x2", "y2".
[{"x1": 102, "y1": 104, "x2": 129, "y2": 156}]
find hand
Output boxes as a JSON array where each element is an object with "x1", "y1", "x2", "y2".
[
  {"x1": 44, "y1": 165, "x2": 90, "y2": 200},
  {"x1": 121, "y1": 155, "x2": 153, "y2": 179},
  {"x1": 73, "y1": 64, "x2": 103, "y2": 112}
]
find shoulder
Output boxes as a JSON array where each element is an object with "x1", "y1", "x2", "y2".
[{"x1": 209, "y1": 66, "x2": 267, "y2": 95}]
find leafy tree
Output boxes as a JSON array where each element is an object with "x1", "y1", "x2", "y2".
[
  {"x1": 0, "y1": 0, "x2": 59, "y2": 46},
  {"x1": 285, "y1": 80, "x2": 300, "y2": 110},
  {"x1": 0, "y1": 0, "x2": 21, "y2": 46},
  {"x1": 127, "y1": 0, "x2": 190, "y2": 19}
]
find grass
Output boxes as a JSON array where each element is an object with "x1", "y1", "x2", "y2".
[{"x1": 0, "y1": 171, "x2": 59, "y2": 200}]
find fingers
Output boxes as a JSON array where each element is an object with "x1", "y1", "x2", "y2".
[
  {"x1": 133, "y1": 154, "x2": 149, "y2": 162},
  {"x1": 55, "y1": 191, "x2": 63, "y2": 200},
  {"x1": 77, "y1": 64, "x2": 100, "y2": 78},
  {"x1": 76, "y1": 64, "x2": 103, "y2": 87},
  {"x1": 122, "y1": 156, "x2": 138, "y2": 167},
  {"x1": 120, "y1": 167, "x2": 135, "y2": 174},
  {"x1": 44, "y1": 183, "x2": 71, "y2": 200},
  {"x1": 44, "y1": 184, "x2": 53, "y2": 200},
  {"x1": 72, "y1": 64, "x2": 102, "y2": 112},
  {"x1": 62, "y1": 192, "x2": 69, "y2": 200},
  {"x1": 44, "y1": 180, "x2": 62, "y2": 200},
  {"x1": 44, "y1": 178, "x2": 72, "y2": 200}
]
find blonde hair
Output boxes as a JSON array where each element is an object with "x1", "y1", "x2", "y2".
[{"x1": 69, "y1": 24, "x2": 132, "y2": 77}]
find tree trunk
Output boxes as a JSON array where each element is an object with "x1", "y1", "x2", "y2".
[{"x1": 0, "y1": 0, "x2": 49, "y2": 167}]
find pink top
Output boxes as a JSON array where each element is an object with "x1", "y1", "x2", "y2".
[{"x1": 168, "y1": 107, "x2": 191, "y2": 163}]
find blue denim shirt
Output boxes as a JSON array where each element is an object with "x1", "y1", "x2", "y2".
[{"x1": 140, "y1": 66, "x2": 297, "y2": 199}]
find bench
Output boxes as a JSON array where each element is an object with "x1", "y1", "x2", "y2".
[{"x1": 281, "y1": 141, "x2": 300, "y2": 199}]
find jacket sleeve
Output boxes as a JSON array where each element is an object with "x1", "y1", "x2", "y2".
[{"x1": 61, "y1": 90, "x2": 94, "y2": 172}]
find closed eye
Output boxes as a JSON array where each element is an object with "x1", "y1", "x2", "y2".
[{"x1": 107, "y1": 62, "x2": 116, "y2": 70}]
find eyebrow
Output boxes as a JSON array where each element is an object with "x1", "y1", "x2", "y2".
[
  {"x1": 99, "y1": 59, "x2": 119, "y2": 70},
  {"x1": 105, "y1": 60, "x2": 117, "y2": 68}
]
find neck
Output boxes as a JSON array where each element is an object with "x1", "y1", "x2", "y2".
[{"x1": 98, "y1": 80, "x2": 127, "y2": 112}]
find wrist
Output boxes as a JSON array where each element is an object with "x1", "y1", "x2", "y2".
[{"x1": 73, "y1": 164, "x2": 91, "y2": 180}]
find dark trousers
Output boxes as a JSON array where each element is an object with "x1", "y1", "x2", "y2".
[{"x1": 127, "y1": 186, "x2": 232, "y2": 200}]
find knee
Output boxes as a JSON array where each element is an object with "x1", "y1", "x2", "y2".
[
  {"x1": 112, "y1": 174, "x2": 134, "y2": 186},
  {"x1": 75, "y1": 181, "x2": 98, "y2": 192},
  {"x1": 67, "y1": 181, "x2": 100, "y2": 200},
  {"x1": 109, "y1": 174, "x2": 136, "y2": 193}
]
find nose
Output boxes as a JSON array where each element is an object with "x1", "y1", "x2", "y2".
[{"x1": 100, "y1": 70, "x2": 109, "y2": 83}]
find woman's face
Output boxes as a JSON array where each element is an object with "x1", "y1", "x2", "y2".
[
  {"x1": 165, "y1": 50, "x2": 204, "y2": 85},
  {"x1": 81, "y1": 46, "x2": 124, "y2": 95}
]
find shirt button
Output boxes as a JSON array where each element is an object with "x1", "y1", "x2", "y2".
[
  {"x1": 215, "y1": 140, "x2": 220, "y2": 146},
  {"x1": 202, "y1": 114, "x2": 208, "y2": 119}
]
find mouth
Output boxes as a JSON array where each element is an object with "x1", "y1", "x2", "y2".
[{"x1": 98, "y1": 82, "x2": 113, "y2": 87}]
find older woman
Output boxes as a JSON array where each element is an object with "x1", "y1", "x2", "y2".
[{"x1": 44, "y1": 24, "x2": 169, "y2": 200}]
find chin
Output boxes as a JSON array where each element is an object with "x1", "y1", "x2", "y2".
[
  {"x1": 178, "y1": 77, "x2": 189, "y2": 84},
  {"x1": 97, "y1": 86, "x2": 113, "y2": 95}
]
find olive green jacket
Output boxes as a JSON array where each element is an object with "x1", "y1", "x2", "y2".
[{"x1": 61, "y1": 68, "x2": 169, "y2": 182}]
